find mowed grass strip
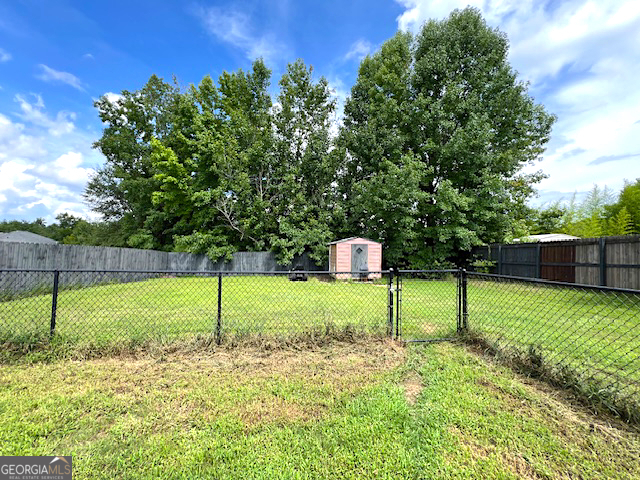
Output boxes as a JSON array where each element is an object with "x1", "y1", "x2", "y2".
[
  {"x1": 0, "y1": 341, "x2": 638, "y2": 479},
  {"x1": 407, "y1": 343, "x2": 640, "y2": 479}
]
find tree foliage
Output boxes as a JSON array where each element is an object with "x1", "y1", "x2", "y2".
[
  {"x1": 339, "y1": 8, "x2": 555, "y2": 266},
  {"x1": 529, "y1": 182, "x2": 639, "y2": 238},
  {"x1": 0, "y1": 214, "x2": 125, "y2": 246},
  {"x1": 79, "y1": 7, "x2": 557, "y2": 266},
  {"x1": 88, "y1": 60, "x2": 336, "y2": 264},
  {"x1": 606, "y1": 179, "x2": 640, "y2": 233}
]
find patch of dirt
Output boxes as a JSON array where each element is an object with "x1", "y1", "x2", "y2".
[
  {"x1": 237, "y1": 398, "x2": 325, "y2": 427},
  {"x1": 403, "y1": 371, "x2": 423, "y2": 405},
  {"x1": 448, "y1": 425, "x2": 493, "y2": 458},
  {"x1": 500, "y1": 453, "x2": 542, "y2": 480}
]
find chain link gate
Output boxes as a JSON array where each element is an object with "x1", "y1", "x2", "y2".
[{"x1": 392, "y1": 269, "x2": 466, "y2": 342}]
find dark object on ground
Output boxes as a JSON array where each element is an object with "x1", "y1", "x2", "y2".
[
  {"x1": 289, "y1": 266, "x2": 308, "y2": 282},
  {"x1": 357, "y1": 265, "x2": 369, "y2": 280}
]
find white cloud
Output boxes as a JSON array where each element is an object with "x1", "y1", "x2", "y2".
[
  {"x1": 26, "y1": 151, "x2": 94, "y2": 190},
  {"x1": 0, "y1": 113, "x2": 46, "y2": 159},
  {"x1": 82, "y1": 53, "x2": 94, "y2": 60},
  {"x1": 395, "y1": 0, "x2": 640, "y2": 202},
  {"x1": 0, "y1": 47, "x2": 11, "y2": 62},
  {"x1": 52, "y1": 152, "x2": 94, "y2": 186},
  {"x1": 14, "y1": 94, "x2": 76, "y2": 136},
  {"x1": 194, "y1": 6, "x2": 289, "y2": 64},
  {"x1": 0, "y1": 159, "x2": 33, "y2": 192},
  {"x1": 36, "y1": 64, "x2": 85, "y2": 91},
  {"x1": 103, "y1": 92, "x2": 124, "y2": 105},
  {"x1": 0, "y1": 95, "x2": 99, "y2": 222},
  {"x1": 344, "y1": 39, "x2": 372, "y2": 61}
]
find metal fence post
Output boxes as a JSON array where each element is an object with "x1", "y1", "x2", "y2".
[
  {"x1": 50, "y1": 270, "x2": 59, "y2": 337},
  {"x1": 388, "y1": 268, "x2": 394, "y2": 338},
  {"x1": 461, "y1": 268, "x2": 468, "y2": 331},
  {"x1": 216, "y1": 272, "x2": 222, "y2": 345},
  {"x1": 457, "y1": 268, "x2": 463, "y2": 332},
  {"x1": 395, "y1": 271, "x2": 401, "y2": 340}
]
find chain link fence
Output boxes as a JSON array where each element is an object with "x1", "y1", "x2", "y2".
[
  {"x1": 0, "y1": 270, "x2": 392, "y2": 348},
  {"x1": 1, "y1": 267, "x2": 638, "y2": 422},
  {"x1": 466, "y1": 272, "x2": 640, "y2": 422}
]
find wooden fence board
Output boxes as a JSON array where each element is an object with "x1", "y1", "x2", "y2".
[
  {"x1": 472, "y1": 235, "x2": 640, "y2": 290},
  {"x1": 541, "y1": 244, "x2": 575, "y2": 283},
  {"x1": 606, "y1": 240, "x2": 640, "y2": 290}
]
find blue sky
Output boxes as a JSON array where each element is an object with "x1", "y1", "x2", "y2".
[{"x1": 1, "y1": 0, "x2": 639, "y2": 222}]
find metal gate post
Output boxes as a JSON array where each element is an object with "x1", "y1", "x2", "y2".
[
  {"x1": 457, "y1": 268, "x2": 462, "y2": 332},
  {"x1": 395, "y1": 272, "x2": 401, "y2": 339},
  {"x1": 388, "y1": 268, "x2": 394, "y2": 337}
]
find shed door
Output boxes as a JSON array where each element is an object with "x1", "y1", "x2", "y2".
[{"x1": 351, "y1": 244, "x2": 368, "y2": 274}]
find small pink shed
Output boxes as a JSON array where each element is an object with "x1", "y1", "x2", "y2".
[{"x1": 328, "y1": 237, "x2": 382, "y2": 280}]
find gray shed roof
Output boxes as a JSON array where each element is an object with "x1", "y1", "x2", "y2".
[
  {"x1": 0, "y1": 231, "x2": 58, "y2": 244},
  {"x1": 328, "y1": 237, "x2": 379, "y2": 245}
]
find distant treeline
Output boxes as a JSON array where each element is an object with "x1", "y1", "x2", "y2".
[
  {"x1": 527, "y1": 180, "x2": 640, "y2": 238},
  {"x1": 0, "y1": 214, "x2": 131, "y2": 248}
]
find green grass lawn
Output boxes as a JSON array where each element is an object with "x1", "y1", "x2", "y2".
[
  {"x1": 0, "y1": 275, "x2": 460, "y2": 346},
  {"x1": 1, "y1": 341, "x2": 638, "y2": 479}
]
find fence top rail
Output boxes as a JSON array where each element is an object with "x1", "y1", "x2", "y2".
[
  {"x1": 467, "y1": 271, "x2": 640, "y2": 295},
  {"x1": 397, "y1": 269, "x2": 459, "y2": 274},
  {"x1": 0, "y1": 268, "x2": 392, "y2": 275}
]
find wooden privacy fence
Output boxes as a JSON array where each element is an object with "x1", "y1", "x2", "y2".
[
  {"x1": 471, "y1": 235, "x2": 640, "y2": 290},
  {"x1": 0, "y1": 242, "x2": 325, "y2": 296},
  {"x1": 0, "y1": 242, "x2": 324, "y2": 272}
]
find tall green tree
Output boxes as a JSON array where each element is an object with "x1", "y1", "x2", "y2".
[
  {"x1": 86, "y1": 75, "x2": 192, "y2": 249},
  {"x1": 560, "y1": 186, "x2": 616, "y2": 237},
  {"x1": 607, "y1": 206, "x2": 634, "y2": 236},
  {"x1": 528, "y1": 203, "x2": 566, "y2": 234},
  {"x1": 339, "y1": 8, "x2": 555, "y2": 266},
  {"x1": 606, "y1": 179, "x2": 640, "y2": 233},
  {"x1": 148, "y1": 59, "x2": 337, "y2": 264},
  {"x1": 151, "y1": 62, "x2": 274, "y2": 260},
  {"x1": 269, "y1": 60, "x2": 336, "y2": 264}
]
